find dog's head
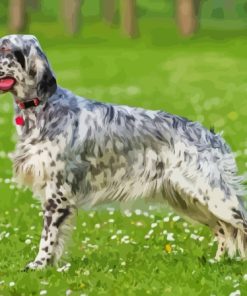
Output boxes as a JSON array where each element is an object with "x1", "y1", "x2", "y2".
[{"x1": 0, "y1": 34, "x2": 57, "y2": 101}]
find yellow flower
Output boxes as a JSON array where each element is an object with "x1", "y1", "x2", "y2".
[{"x1": 165, "y1": 243, "x2": 172, "y2": 253}]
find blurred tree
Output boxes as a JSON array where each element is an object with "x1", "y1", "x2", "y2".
[
  {"x1": 61, "y1": 0, "x2": 83, "y2": 35},
  {"x1": 224, "y1": 0, "x2": 235, "y2": 18},
  {"x1": 176, "y1": 0, "x2": 200, "y2": 36},
  {"x1": 101, "y1": 0, "x2": 116, "y2": 25},
  {"x1": 28, "y1": 0, "x2": 40, "y2": 10},
  {"x1": 225, "y1": 0, "x2": 234, "y2": 11},
  {"x1": 9, "y1": 0, "x2": 28, "y2": 33},
  {"x1": 211, "y1": 0, "x2": 224, "y2": 19},
  {"x1": 121, "y1": 0, "x2": 139, "y2": 38}
]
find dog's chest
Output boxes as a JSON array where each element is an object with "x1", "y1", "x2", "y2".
[{"x1": 13, "y1": 136, "x2": 66, "y2": 197}]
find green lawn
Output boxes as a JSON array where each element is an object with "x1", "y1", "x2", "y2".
[{"x1": 0, "y1": 20, "x2": 247, "y2": 295}]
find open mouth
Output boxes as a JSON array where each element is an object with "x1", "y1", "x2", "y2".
[{"x1": 0, "y1": 77, "x2": 16, "y2": 91}]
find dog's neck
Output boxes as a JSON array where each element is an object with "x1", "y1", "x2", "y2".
[
  {"x1": 13, "y1": 94, "x2": 49, "y2": 137},
  {"x1": 13, "y1": 86, "x2": 63, "y2": 138},
  {"x1": 13, "y1": 84, "x2": 59, "y2": 116},
  {"x1": 13, "y1": 93, "x2": 48, "y2": 113}
]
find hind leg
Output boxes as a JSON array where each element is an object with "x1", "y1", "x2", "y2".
[
  {"x1": 213, "y1": 221, "x2": 246, "y2": 260},
  {"x1": 214, "y1": 222, "x2": 226, "y2": 261}
]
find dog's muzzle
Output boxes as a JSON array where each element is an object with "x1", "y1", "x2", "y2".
[{"x1": 0, "y1": 77, "x2": 16, "y2": 91}]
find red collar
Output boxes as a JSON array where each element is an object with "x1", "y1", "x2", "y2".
[
  {"x1": 16, "y1": 98, "x2": 40, "y2": 110},
  {"x1": 15, "y1": 98, "x2": 41, "y2": 126}
]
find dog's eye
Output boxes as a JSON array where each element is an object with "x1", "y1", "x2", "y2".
[{"x1": 0, "y1": 46, "x2": 11, "y2": 52}]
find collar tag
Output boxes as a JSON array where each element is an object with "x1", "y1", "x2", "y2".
[{"x1": 15, "y1": 116, "x2": 25, "y2": 126}]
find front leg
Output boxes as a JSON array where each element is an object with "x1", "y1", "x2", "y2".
[{"x1": 25, "y1": 183, "x2": 76, "y2": 270}]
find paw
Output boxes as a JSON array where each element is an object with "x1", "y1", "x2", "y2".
[{"x1": 23, "y1": 260, "x2": 46, "y2": 271}]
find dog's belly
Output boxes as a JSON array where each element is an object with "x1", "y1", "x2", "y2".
[
  {"x1": 80, "y1": 140, "x2": 197, "y2": 207},
  {"x1": 80, "y1": 140, "x2": 226, "y2": 230}
]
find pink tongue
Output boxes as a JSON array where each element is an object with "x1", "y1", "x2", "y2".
[{"x1": 0, "y1": 78, "x2": 15, "y2": 91}]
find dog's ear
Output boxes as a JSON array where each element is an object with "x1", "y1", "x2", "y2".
[
  {"x1": 37, "y1": 64, "x2": 57, "y2": 99},
  {"x1": 28, "y1": 46, "x2": 57, "y2": 100}
]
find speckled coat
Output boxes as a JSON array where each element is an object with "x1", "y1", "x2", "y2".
[{"x1": 0, "y1": 34, "x2": 246, "y2": 270}]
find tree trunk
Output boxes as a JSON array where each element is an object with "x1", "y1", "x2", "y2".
[
  {"x1": 176, "y1": 0, "x2": 200, "y2": 37},
  {"x1": 61, "y1": 0, "x2": 82, "y2": 35},
  {"x1": 121, "y1": 0, "x2": 139, "y2": 38},
  {"x1": 211, "y1": 0, "x2": 224, "y2": 19},
  {"x1": 194, "y1": 0, "x2": 201, "y2": 17},
  {"x1": 28, "y1": 0, "x2": 40, "y2": 10},
  {"x1": 225, "y1": 0, "x2": 234, "y2": 12},
  {"x1": 101, "y1": 0, "x2": 116, "y2": 25},
  {"x1": 9, "y1": 0, "x2": 28, "y2": 33}
]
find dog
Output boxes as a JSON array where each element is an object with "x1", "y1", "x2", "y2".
[{"x1": 0, "y1": 34, "x2": 246, "y2": 270}]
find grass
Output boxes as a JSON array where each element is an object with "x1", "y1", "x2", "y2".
[{"x1": 1, "y1": 19, "x2": 247, "y2": 295}]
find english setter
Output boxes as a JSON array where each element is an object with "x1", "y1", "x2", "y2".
[{"x1": 0, "y1": 34, "x2": 246, "y2": 270}]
